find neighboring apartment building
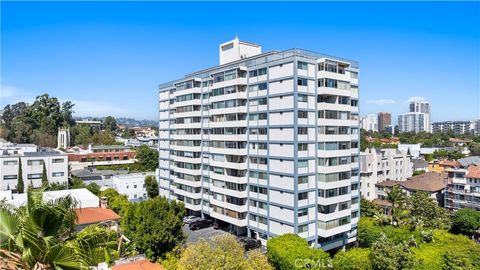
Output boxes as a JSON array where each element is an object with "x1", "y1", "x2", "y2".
[
  {"x1": 158, "y1": 38, "x2": 360, "y2": 250},
  {"x1": 445, "y1": 156, "x2": 480, "y2": 211},
  {"x1": 360, "y1": 114, "x2": 378, "y2": 132},
  {"x1": 398, "y1": 100, "x2": 431, "y2": 133},
  {"x1": 428, "y1": 159, "x2": 460, "y2": 174},
  {"x1": 398, "y1": 112, "x2": 429, "y2": 133},
  {"x1": 0, "y1": 188, "x2": 98, "y2": 208},
  {"x1": 0, "y1": 141, "x2": 68, "y2": 191},
  {"x1": 75, "y1": 119, "x2": 103, "y2": 131},
  {"x1": 375, "y1": 172, "x2": 446, "y2": 206},
  {"x1": 360, "y1": 148, "x2": 413, "y2": 200},
  {"x1": 377, "y1": 112, "x2": 391, "y2": 132},
  {"x1": 431, "y1": 121, "x2": 475, "y2": 134},
  {"x1": 112, "y1": 172, "x2": 156, "y2": 202},
  {"x1": 66, "y1": 145, "x2": 136, "y2": 170}
]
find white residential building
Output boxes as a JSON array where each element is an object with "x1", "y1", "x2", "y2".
[
  {"x1": 398, "y1": 112, "x2": 430, "y2": 133},
  {"x1": 360, "y1": 148, "x2": 413, "y2": 200},
  {"x1": 431, "y1": 121, "x2": 475, "y2": 134},
  {"x1": 158, "y1": 38, "x2": 360, "y2": 250},
  {"x1": 0, "y1": 188, "x2": 99, "y2": 208},
  {"x1": 0, "y1": 141, "x2": 68, "y2": 191},
  {"x1": 112, "y1": 172, "x2": 156, "y2": 202},
  {"x1": 360, "y1": 114, "x2": 378, "y2": 132}
]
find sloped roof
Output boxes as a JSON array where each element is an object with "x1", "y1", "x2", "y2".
[
  {"x1": 112, "y1": 259, "x2": 163, "y2": 270},
  {"x1": 458, "y1": 156, "x2": 480, "y2": 167},
  {"x1": 466, "y1": 165, "x2": 480, "y2": 179},
  {"x1": 75, "y1": 207, "x2": 120, "y2": 225},
  {"x1": 376, "y1": 172, "x2": 446, "y2": 193}
]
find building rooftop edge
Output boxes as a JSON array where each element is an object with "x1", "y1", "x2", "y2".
[{"x1": 159, "y1": 48, "x2": 359, "y2": 90}]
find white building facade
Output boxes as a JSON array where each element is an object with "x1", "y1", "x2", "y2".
[
  {"x1": 431, "y1": 121, "x2": 475, "y2": 134},
  {"x1": 360, "y1": 148, "x2": 413, "y2": 200},
  {"x1": 112, "y1": 172, "x2": 156, "y2": 202},
  {"x1": 1, "y1": 142, "x2": 68, "y2": 191},
  {"x1": 398, "y1": 112, "x2": 430, "y2": 133},
  {"x1": 158, "y1": 39, "x2": 360, "y2": 250},
  {"x1": 360, "y1": 114, "x2": 378, "y2": 132}
]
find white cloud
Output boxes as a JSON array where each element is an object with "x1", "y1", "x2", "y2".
[
  {"x1": 406, "y1": 96, "x2": 427, "y2": 103},
  {"x1": 366, "y1": 99, "x2": 396, "y2": 105}
]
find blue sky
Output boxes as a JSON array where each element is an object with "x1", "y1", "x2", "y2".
[{"x1": 1, "y1": 1, "x2": 479, "y2": 122}]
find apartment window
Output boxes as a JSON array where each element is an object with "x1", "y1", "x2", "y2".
[
  {"x1": 298, "y1": 143, "x2": 308, "y2": 151},
  {"x1": 52, "y1": 172, "x2": 64, "y2": 177},
  {"x1": 298, "y1": 61, "x2": 308, "y2": 70},
  {"x1": 3, "y1": 160, "x2": 18, "y2": 165},
  {"x1": 298, "y1": 94, "x2": 308, "y2": 102},
  {"x1": 298, "y1": 176, "x2": 309, "y2": 184},
  {"x1": 297, "y1": 78, "x2": 308, "y2": 86},
  {"x1": 52, "y1": 158, "x2": 65, "y2": 163},
  {"x1": 27, "y1": 160, "x2": 44, "y2": 166},
  {"x1": 298, "y1": 192, "x2": 308, "y2": 200},
  {"x1": 249, "y1": 68, "x2": 267, "y2": 77},
  {"x1": 298, "y1": 127, "x2": 308, "y2": 135},
  {"x1": 298, "y1": 208, "x2": 308, "y2": 217},
  {"x1": 3, "y1": 175, "x2": 17, "y2": 180},
  {"x1": 298, "y1": 160, "x2": 309, "y2": 168},
  {"x1": 298, "y1": 224, "x2": 309, "y2": 233},
  {"x1": 27, "y1": 174, "x2": 42, "y2": 180},
  {"x1": 298, "y1": 111, "x2": 308, "y2": 118}
]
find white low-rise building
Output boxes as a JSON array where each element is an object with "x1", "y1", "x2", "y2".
[
  {"x1": 112, "y1": 172, "x2": 156, "y2": 202},
  {"x1": 1, "y1": 141, "x2": 68, "y2": 191},
  {"x1": 0, "y1": 188, "x2": 99, "y2": 208},
  {"x1": 360, "y1": 148, "x2": 413, "y2": 200}
]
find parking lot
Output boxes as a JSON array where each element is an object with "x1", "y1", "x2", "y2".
[
  {"x1": 183, "y1": 223, "x2": 267, "y2": 253},
  {"x1": 183, "y1": 224, "x2": 229, "y2": 244}
]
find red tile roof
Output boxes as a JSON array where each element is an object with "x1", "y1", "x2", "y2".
[
  {"x1": 75, "y1": 207, "x2": 120, "y2": 225},
  {"x1": 376, "y1": 172, "x2": 446, "y2": 193},
  {"x1": 112, "y1": 259, "x2": 163, "y2": 270},
  {"x1": 439, "y1": 160, "x2": 460, "y2": 167},
  {"x1": 466, "y1": 165, "x2": 480, "y2": 179}
]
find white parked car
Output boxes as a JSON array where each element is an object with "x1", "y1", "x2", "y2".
[{"x1": 183, "y1": 216, "x2": 201, "y2": 224}]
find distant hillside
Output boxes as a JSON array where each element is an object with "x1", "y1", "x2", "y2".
[{"x1": 75, "y1": 116, "x2": 157, "y2": 127}]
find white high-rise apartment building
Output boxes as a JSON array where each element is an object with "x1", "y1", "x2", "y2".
[
  {"x1": 360, "y1": 114, "x2": 378, "y2": 132},
  {"x1": 360, "y1": 148, "x2": 413, "y2": 200},
  {"x1": 399, "y1": 100, "x2": 431, "y2": 133},
  {"x1": 398, "y1": 112, "x2": 429, "y2": 133},
  {"x1": 158, "y1": 38, "x2": 360, "y2": 250}
]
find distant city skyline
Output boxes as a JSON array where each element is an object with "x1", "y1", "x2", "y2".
[{"x1": 1, "y1": 1, "x2": 479, "y2": 121}]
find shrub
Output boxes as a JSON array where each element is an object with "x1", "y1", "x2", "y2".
[
  {"x1": 267, "y1": 234, "x2": 331, "y2": 270},
  {"x1": 332, "y1": 248, "x2": 372, "y2": 270},
  {"x1": 451, "y1": 208, "x2": 480, "y2": 236}
]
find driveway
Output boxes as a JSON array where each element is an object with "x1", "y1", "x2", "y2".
[{"x1": 183, "y1": 224, "x2": 229, "y2": 244}]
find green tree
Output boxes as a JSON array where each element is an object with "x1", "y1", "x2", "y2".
[
  {"x1": 468, "y1": 142, "x2": 480, "y2": 156},
  {"x1": 17, "y1": 158, "x2": 24, "y2": 193},
  {"x1": 451, "y1": 208, "x2": 480, "y2": 236},
  {"x1": 136, "y1": 145, "x2": 159, "y2": 171},
  {"x1": 332, "y1": 248, "x2": 372, "y2": 270},
  {"x1": 100, "y1": 188, "x2": 130, "y2": 215},
  {"x1": 47, "y1": 182, "x2": 68, "y2": 191},
  {"x1": 69, "y1": 176, "x2": 86, "y2": 189},
  {"x1": 86, "y1": 183, "x2": 101, "y2": 196},
  {"x1": 145, "y1": 175, "x2": 159, "y2": 198},
  {"x1": 267, "y1": 234, "x2": 331, "y2": 270},
  {"x1": 163, "y1": 234, "x2": 273, "y2": 270},
  {"x1": 370, "y1": 234, "x2": 417, "y2": 270},
  {"x1": 103, "y1": 116, "x2": 118, "y2": 132},
  {"x1": 361, "y1": 197, "x2": 380, "y2": 217},
  {"x1": 71, "y1": 124, "x2": 93, "y2": 146},
  {"x1": 409, "y1": 192, "x2": 451, "y2": 230},
  {"x1": 122, "y1": 196, "x2": 185, "y2": 261},
  {"x1": 121, "y1": 128, "x2": 136, "y2": 139},
  {"x1": 412, "y1": 170, "x2": 426, "y2": 176},
  {"x1": 0, "y1": 189, "x2": 113, "y2": 269},
  {"x1": 41, "y1": 162, "x2": 48, "y2": 187},
  {"x1": 387, "y1": 185, "x2": 409, "y2": 226}
]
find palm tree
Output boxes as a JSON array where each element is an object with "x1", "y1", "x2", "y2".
[
  {"x1": 387, "y1": 185, "x2": 409, "y2": 226},
  {"x1": 0, "y1": 188, "x2": 114, "y2": 269}
]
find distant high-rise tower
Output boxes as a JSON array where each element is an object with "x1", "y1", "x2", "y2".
[
  {"x1": 399, "y1": 100, "x2": 431, "y2": 133},
  {"x1": 57, "y1": 127, "x2": 70, "y2": 149},
  {"x1": 377, "y1": 112, "x2": 391, "y2": 132}
]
